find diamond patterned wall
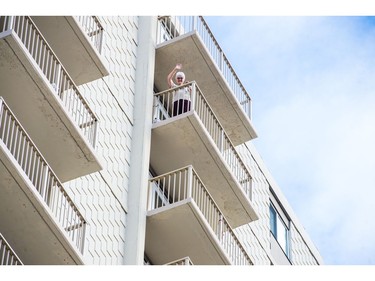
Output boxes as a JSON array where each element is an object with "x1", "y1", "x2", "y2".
[{"x1": 64, "y1": 16, "x2": 139, "y2": 265}]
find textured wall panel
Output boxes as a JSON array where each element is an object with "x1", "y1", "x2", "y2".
[
  {"x1": 290, "y1": 223, "x2": 320, "y2": 265},
  {"x1": 63, "y1": 16, "x2": 138, "y2": 265},
  {"x1": 235, "y1": 144, "x2": 273, "y2": 265}
]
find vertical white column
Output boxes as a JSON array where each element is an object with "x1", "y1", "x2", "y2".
[{"x1": 124, "y1": 16, "x2": 156, "y2": 265}]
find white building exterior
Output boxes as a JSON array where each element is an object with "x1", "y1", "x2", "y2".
[{"x1": 0, "y1": 16, "x2": 322, "y2": 265}]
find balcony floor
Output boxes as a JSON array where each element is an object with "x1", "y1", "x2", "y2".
[
  {"x1": 0, "y1": 142, "x2": 84, "y2": 265},
  {"x1": 150, "y1": 112, "x2": 258, "y2": 228},
  {"x1": 146, "y1": 198, "x2": 230, "y2": 265},
  {"x1": 0, "y1": 31, "x2": 102, "y2": 182},
  {"x1": 31, "y1": 16, "x2": 109, "y2": 85},
  {"x1": 154, "y1": 32, "x2": 257, "y2": 145}
]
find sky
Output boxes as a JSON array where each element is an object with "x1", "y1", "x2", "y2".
[{"x1": 204, "y1": 16, "x2": 375, "y2": 265}]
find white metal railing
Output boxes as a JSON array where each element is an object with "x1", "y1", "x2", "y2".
[
  {"x1": 0, "y1": 233, "x2": 23, "y2": 265},
  {"x1": 157, "y1": 16, "x2": 252, "y2": 120},
  {"x1": 148, "y1": 166, "x2": 253, "y2": 265},
  {"x1": 75, "y1": 16, "x2": 104, "y2": 53},
  {"x1": 165, "y1": 256, "x2": 193, "y2": 265},
  {"x1": 0, "y1": 97, "x2": 86, "y2": 254},
  {"x1": 153, "y1": 81, "x2": 252, "y2": 200},
  {"x1": 0, "y1": 16, "x2": 98, "y2": 148}
]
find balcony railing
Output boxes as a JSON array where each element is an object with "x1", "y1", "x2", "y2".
[
  {"x1": 0, "y1": 233, "x2": 23, "y2": 265},
  {"x1": 166, "y1": 256, "x2": 193, "y2": 265},
  {"x1": 153, "y1": 81, "x2": 252, "y2": 201},
  {"x1": 0, "y1": 16, "x2": 98, "y2": 147},
  {"x1": 148, "y1": 166, "x2": 253, "y2": 265},
  {"x1": 75, "y1": 16, "x2": 104, "y2": 54},
  {"x1": 157, "y1": 16, "x2": 252, "y2": 120},
  {"x1": 0, "y1": 97, "x2": 86, "y2": 253}
]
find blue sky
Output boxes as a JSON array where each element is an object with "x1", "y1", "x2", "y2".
[{"x1": 205, "y1": 16, "x2": 375, "y2": 265}]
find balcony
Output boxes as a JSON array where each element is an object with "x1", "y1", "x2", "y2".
[
  {"x1": 0, "y1": 16, "x2": 102, "y2": 182},
  {"x1": 145, "y1": 166, "x2": 253, "y2": 265},
  {"x1": 154, "y1": 16, "x2": 257, "y2": 146},
  {"x1": 0, "y1": 97, "x2": 86, "y2": 264},
  {"x1": 151, "y1": 82, "x2": 258, "y2": 227},
  {"x1": 30, "y1": 16, "x2": 109, "y2": 85},
  {"x1": 0, "y1": 233, "x2": 23, "y2": 265}
]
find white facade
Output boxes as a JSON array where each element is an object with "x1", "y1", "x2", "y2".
[
  {"x1": 0, "y1": 16, "x2": 322, "y2": 265},
  {"x1": 65, "y1": 16, "x2": 143, "y2": 265}
]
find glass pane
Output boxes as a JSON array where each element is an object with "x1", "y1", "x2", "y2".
[
  {"x1": 276, "y1": 216, "x2": 288, "y2": 255},
  {"x1": 270, "y1": 205, "x2": 277, "y2": 236}
]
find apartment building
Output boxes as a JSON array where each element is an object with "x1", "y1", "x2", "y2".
[{"x1": 0, "y1": 16, "x2": 323, "y2": 265}]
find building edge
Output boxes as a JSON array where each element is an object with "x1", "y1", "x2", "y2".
[
  {"x1": 244, "y1": 141, "x2": 324, "y2": 264},
  {"x1": 124, "y1": 16, "x2": 157, "y2": 265}
]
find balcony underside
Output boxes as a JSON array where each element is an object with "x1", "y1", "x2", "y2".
[
  {"x1": 31, "y1": 16, "x2": 108, "y2": 85},
  {"x1": 154, "y1": 31, "x2": 257, "y2": 146},
  {"x1": 146, "y1": 198, "x2": 230, "y2": 265},
  {"x1": 0, "y1": 143, "x2": 84, "y2": 265},
  {"x1": 150, "y1": 112, "x2": 258, "y2": 228},
  {"x1": 0, "y1": 32, "x2": 102, "y2": 182}
]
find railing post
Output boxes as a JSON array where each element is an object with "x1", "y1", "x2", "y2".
[
  {"x1": 53, "y1": 63, "x2": 62, "y2": 94},
  {"x1": 98, "y1": 28, "x2": 103, "y2": 53},
  {"x1": 220, "y1": 52, "x2": 224, "y2": 72},
  {"x1": 0, "y1": 98, "x2": 4, "y2": 142},
  {"x1": 147, "y1": 181, "x2": 153, "y2": 211},
  {"x1": 249, "y1": 98, "x2": 252, "y2": 120},
  {"x1": 80, "y1": 222, "x2": 86, "y2": 254},
  {"x1": 156, "y1": 18, "x2": 161, "y2": 44},
  {"x1": 0, "y1": 98, "x2": 3, "y2": 121},
  {"x1": 187, "y1": 166, "x2": 193, "y2": 199},
  {"x1": 152, "y1": 95, "x2": 159, "y2": 123},
  {"x1": 219, "y1": 129, "x2": 224, "y2": 153},
  {"x1": 7, "y1": 16, "x2": 14, "y2": 30},
  {"x1": 218, "y1": 214, "x2": 223, "y2": 242},
  {"x1": 92, "y1": 121, "x2": 98, "y2": 148},
  {"x1": 191, "y1": 81, "x2": 196, "y2": 112},
  {"x1": 41, "y1": 164, "x2": 49, "y2": 202},
  {"x1": 192, "y1": 16, "x2": 197, "y2": 31}
]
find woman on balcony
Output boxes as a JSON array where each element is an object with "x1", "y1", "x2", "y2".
[{"x1": 167, "y1": 64, "x2": 191, "y2": 117}]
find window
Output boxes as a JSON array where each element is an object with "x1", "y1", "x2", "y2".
[{"x1": 270, "y1": 203, "x2": 290, "y2": 258}]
